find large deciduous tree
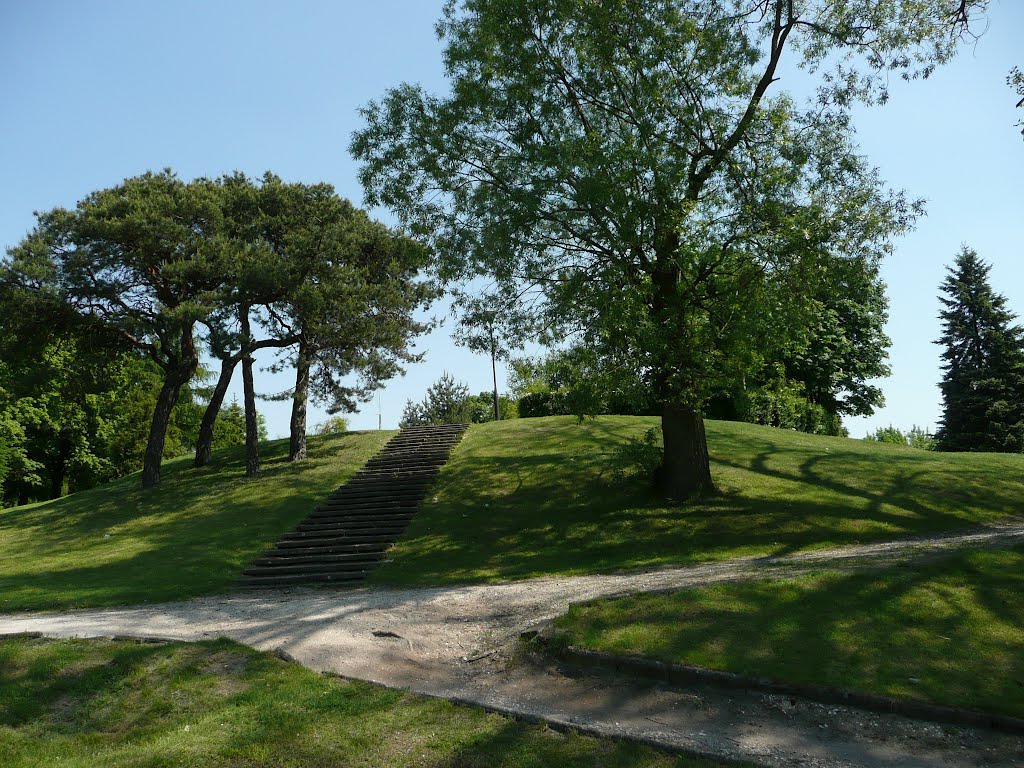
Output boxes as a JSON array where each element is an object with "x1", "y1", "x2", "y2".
[
  {"x1": 935, "y1": 247, "x2": 1024, "y2": 452},
  {"x1": 353, "y1": 0, "x2": 983, "y2": 497}
]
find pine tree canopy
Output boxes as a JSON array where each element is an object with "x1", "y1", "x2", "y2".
[{"x1": 935, "y1": 246, "x2": 1024, "y2": 452}]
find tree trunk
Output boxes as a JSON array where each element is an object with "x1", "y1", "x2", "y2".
[
  {"x1": 648, "y1": 231, "x2": 713, "y2": 500},
  {"x1": 194, "y1": 356, "x2": 239, "y2": 467},
  {"x1": 289, "y1": 339, "x2": 310, "y2": 461},
  {"x1": 142, "y1": 374, "x2": 185, "y2": 489},
  {"x1": 241, "y1": 308, "x2": 259, "y2": 478},
  {"x1": 659, "y1": 402, "x2": 713, "y2": 500},
  {"x1": 48, "y1": 447, "x2": 68, "y2": 500},
  {"x1": 490, "y1": 324, "x2": 500, "y2": 421},
  {"x1": 142, "y1": 325, "x2": 199, "y2": 489},
  {"x1": 491, "y1": 352, "x2": 500, "y2": 421}
]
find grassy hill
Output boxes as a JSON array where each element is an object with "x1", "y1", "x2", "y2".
[
  {"x1": 374, "y1": 416, "x2": 1024, "y2": 586},
  {"x1": 3, "y1": 416, "x2": 1021, "y2": 612},
  {"x1": 0, "y1": 431, "x2": 392, "y2": 612}
]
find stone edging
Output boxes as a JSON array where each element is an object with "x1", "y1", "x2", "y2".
[{"x1": 546, "y1": 641, "x2": 1024, "y2": 735}]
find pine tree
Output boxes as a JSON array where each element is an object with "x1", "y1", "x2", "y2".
[
  {"x1": 399, "y1": 373, "x2": 471, "y2": 428},
  {"x1": 935, "y1": 247, "x2": 1024, "y2": 452}
]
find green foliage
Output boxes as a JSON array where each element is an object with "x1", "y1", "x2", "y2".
[
  {"x1": 3, "y1": 170, "x2": 434, "y2": 486},
  {"x1": 223, "y1": 173, "x2": 436, "y2": 416},
  {"x1": 553, "y1": 546, "x2": 1024, "y2": 720},
  {"x1": 463, "y1": 391, "x2": 518, "y2": 423},
  {"x1": 401, "y1": 376, "x2": 520, "y2": 427},
  {"x1": 734, "y1": 378, "x2": 845, "y2": 437},
  {"x1": 400, "y1": 373, "x2": 472, "y2": 427},
  {"x1": 352, "y1": 0, "x2": 979, "y2": 495},
  {"x1": 510, "y1": 347, "x2": 657, "y2": 419},
  {"x1": 0, "y1": 309, "x2": 205, "y2": 504},
  {"x1": 0, "y1": 394, "x2": 41, "y2": 502},
  {"x1": 610, "y1": 427, "x2": 664, "y2": 482},
  {"x1": 312, "y1": 415, "x2": 349, "y2": 435},
  {"x1": 864, "y1": 425, "x2": 936, "y2": 450},
  {"x1": 211, "y1": 398, "x2": 268, "y2": 447},
  {"x1": 935, "y1": 247, "x2": 1024, "y2": 452}
]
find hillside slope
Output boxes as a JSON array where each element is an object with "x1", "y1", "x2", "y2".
[
  {"x1": 374, "y1": 416, "x2": 1024, "y2": 586},
  {"x1": 0, "y1": 431, "x2": 392, "y2": 611}
]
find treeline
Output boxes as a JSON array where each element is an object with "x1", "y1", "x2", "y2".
[{"x1": 1, "y1": 170, "x2": 434, "y2": 500}]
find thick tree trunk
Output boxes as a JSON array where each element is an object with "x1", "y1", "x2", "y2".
[
  {"x1": 142, "y1": 325, "x2": 199, "y2": 489},
  {"x1": 659, "y1": 402, "x2": 713, "y2": 500},
  {"x1": 142, "y1": 373, "x2": 185, "y2": 489},
  {"x1": 240, "y1": 308, "x2": 259, "y2": 478},
  {"x1": 648, "y1": 231, "x2": 714, "y2": 500},
  {"x1": 289, "y1": 340, "x2": 310, "y2": 461},
  {"x1": 194, "y1": 356, "x2": 239, "y2": 467}
]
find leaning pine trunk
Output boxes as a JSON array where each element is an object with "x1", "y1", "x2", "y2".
[
  {"x1": 194, "y1": 355, "x2": 239, "y2": 467},
  {"x1": 659, "y1": 402, "x2": 713, "y2": 500},
  {"x1": 141, "y1": 366, "x2": 192, "y2": 488},
  {"x1": 241, "y1": 307, "x2": 259, "y2": 478},
  {"x1": 289, "y1": 340, "x2": 310, "y2": 461}
]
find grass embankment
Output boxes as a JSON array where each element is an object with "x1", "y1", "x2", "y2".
[
  {"x1": 0, "y1": 431, "x2": 392, "y2": 612},
  {"x1": 375, "y1": 416, "x2": 1024, "y2": 586},
  {"x1": 0, "y1": 636, "x2": 720, "y2": 768},
  {"x1": 552, "y1": 546, "x2": 1024, "y2": 719}
]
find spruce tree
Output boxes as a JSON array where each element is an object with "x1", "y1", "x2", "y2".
[{"x1": 935, "y1": 247, "x2": 1024, "y2": 452}]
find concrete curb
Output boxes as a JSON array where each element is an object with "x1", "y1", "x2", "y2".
[{"x1": 548, "y1": 642, "x2": 1024, "y2": 735}]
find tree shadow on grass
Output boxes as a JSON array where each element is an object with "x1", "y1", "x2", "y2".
[
  {"x1": 0, "y1": 432, "x2": 391, "y2": 612},
  {"x1": 556, "y1": 546, "x2": 1024, "y2": 720},
  {"x1": 378, "y1": 419, "x2": 1024, "y2": 585}
]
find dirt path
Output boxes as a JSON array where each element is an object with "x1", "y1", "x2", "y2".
[{"x1": 3, "y1": 521, "x2": 1023, "y2": 767}]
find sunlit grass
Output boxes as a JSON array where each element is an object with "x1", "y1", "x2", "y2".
[
  {"x1": 375, "y1": 416, "x2": 1024, "y2": 586},
  {"x1": 0, "y1": 431, "x2": 393, "y2": 612},
  {"x1": 0, "y1": 636, "x2": 721, "y2": 768},
  {"x1": 552, "y1": 546, "x2": 1024, "y2": 718}
]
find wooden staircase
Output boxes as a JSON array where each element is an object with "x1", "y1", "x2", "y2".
[{"x1": 239, "y1": 424, "x2": 467, "y2": 587}]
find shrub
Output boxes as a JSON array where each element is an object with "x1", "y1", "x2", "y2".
[
  {"x1": 736, "y1": 380, "x2": 845, "y2": 436},
  {"x1": 864, "y1": 425, "x2": 936, "y2": 450},
  {"x1": 313, "y1": 415, "x2": 349, "y2": 435},
  {"x1": 609, "y1": 427, "x2": 663, "y2": 482}
]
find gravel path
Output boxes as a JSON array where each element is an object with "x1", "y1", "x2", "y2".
[{"x1": 3, "y1": 520, "x2": 1023, "y2": 767}]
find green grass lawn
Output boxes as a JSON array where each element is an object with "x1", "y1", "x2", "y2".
[
  {"x1": 551, "y1": 546, "x2": 1024, "y2": 719},
  {"x1": 0, "y1": 636, "x2": 720, "y2": 768},
  {"x1": 374, "y1": 416, "x2": 1024, "y2": 586},
  {"x1": 0, "y1": 431, "x2": 393, "y2": 612}
]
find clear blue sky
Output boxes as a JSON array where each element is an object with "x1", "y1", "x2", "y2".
[{"x1": 2, "y1": 1, "x2": 1021, "y2": 437}]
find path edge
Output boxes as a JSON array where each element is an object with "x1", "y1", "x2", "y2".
[{"x1": 540, "y1": 638, "x2": 1024, "y2": 735}]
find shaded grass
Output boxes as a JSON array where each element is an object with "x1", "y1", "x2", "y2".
[
  {"x1": 375, "y1": 416, "x2": 1024, "y2": 586},
  {"x1": 0, "y1": 636, "x2": 721, "y2": 768},
  {"x1": 552, "y1": 546, "x2": 1024, "y2": 719},
  {"x1": 0, "y1": 431, "x2": 392, "y2": 612}
]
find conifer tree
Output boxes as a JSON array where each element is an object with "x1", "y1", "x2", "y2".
[{"x1": 935, "y1": 247, "x2": 1024, "y2": 452}]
